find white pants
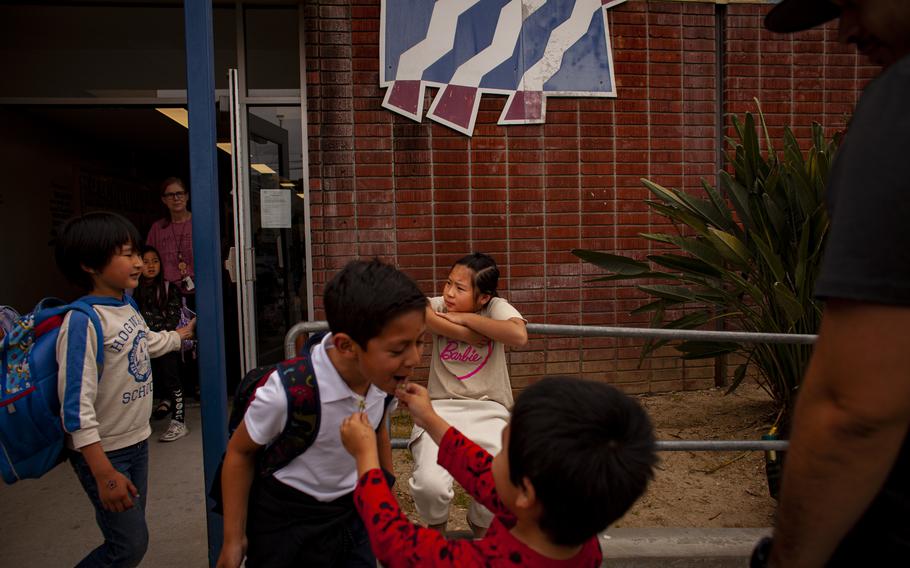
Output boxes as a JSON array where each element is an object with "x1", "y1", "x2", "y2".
[{"x1": 408, "y1": 399, "x2": 509, "y2": 528}]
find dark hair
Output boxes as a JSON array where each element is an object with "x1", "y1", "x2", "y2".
[
  {"x1": 508, "y1": 377, "x2": 657, "y2": 546},
  {"x1": 55, "y1": 212, "x2": 143, "y2": 291},
  {"x1": 453, "y1": 252, "x2": 499, "y2": 304},
  {"x1": 136, "y1": 245, "x2": 169, "y2": 313},
  {"x1": 160, "y1": 176, "x2": 187, "y2": 196},
  {"x1": 323, "y1": 259, "x2": 427, "y2": 348}
]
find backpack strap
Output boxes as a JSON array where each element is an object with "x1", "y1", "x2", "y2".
[
  {"x1": 294, "y1": 330, "x2": 395, "y2": 421},
  {"x1": 211, "y1": 355, "x2": 317, "y2": 510},
  {"x1": 259, "y1": 353, "x2": 321, "y2": 476},
  {"x1": 226, "y1": 363, "x2": 278, "y2": 436},
  {"x1": 257, "y1": 331, "x2": 394, "y2": 477},
  {"x1": 29, "y1": 298, "x2": 105, "y2": 380},
  {"x1": 68, "y1": 300, "x2": 104, "y2": 374},
  {"x1": 300, "y1": 330, "x2": 329, "y2": 356}
]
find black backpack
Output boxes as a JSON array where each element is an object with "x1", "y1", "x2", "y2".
[{"x1": 210, "y1": 332, "x2": 393, "y2": 512}]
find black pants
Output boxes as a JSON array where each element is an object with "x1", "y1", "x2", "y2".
[
  {"x1": 152, "y1": 352, "x2": 184, "y2": 422},
  {"x1": 828, "y1": 441, "x2": 910, "y2": 567},
  {"x1": 827, "y1": 489, "x2": 910, "y2": 567},
  {"x1": 179, "y1": 292, "x2": 199, "y2": 400},
  {"x1": 245, "y1": 476, "x2": 375, "y2": 568}
]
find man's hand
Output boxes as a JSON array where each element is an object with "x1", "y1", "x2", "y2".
[
  {"x1": 96, "y1": 469, "x2": 139, "y2": 512},
  {"x1": 216, "y1": 536, "x2": 247, "y2": 568},
  {"x1": 177, "y1": 318, "x2": 196, "y2": 340},
  {"x1": 341, "y1": 412, "x2": 379, "y2": 462}
]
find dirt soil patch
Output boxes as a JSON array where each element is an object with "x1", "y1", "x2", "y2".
[{"x1": 391, "y1": 383, "x2": 778, "y2": 530}]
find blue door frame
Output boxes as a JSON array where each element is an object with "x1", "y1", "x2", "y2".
[{"x1": 184, "y1": 1, "x2": 229, "y2": 565}]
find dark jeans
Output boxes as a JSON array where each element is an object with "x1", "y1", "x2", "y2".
[
  {"x1": 69, "y1": 440, "x2": 150, "y2": 568},
  {"x1": 245, "y1": 476, "x2": 375, "y2": 568}
]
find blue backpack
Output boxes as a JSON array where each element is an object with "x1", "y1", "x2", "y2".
[
  {"x1": 0, "y1": 305, "x2": 20, "y2": 337},
  {"x1": 0, "y1": 298, "x2": 103, "y2": 484}
]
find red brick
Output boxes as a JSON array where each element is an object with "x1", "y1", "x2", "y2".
[{"x1": 303, "y1": 1, "x2": 866, "y2": 393}]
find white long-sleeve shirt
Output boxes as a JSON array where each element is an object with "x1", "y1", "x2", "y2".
[{"x1": 56, "y1": 296, "x2": 181, "y2": 451}]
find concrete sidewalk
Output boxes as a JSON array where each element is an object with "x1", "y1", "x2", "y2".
[
  {"x1": 0, "y1": 410, "x2": 209, "y2": 567},
  {"x1": 1, "y1": 409, "x2": 768, "y2": 567}
]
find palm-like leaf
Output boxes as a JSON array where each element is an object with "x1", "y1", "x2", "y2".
[{"x1": 573, "y1": 101, "x2": 840, "y2": 420}]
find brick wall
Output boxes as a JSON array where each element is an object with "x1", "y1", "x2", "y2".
[
  {"x1": 724, "y1": 3, "x2": 878, "y2": 140},
  {"x1": 303, "y1": 0, "x2": 873, "y2": 395}
]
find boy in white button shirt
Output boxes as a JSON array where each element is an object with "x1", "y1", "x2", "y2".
[{"x1": 217, "y1": 260, "x2": 427, "y2": 568}]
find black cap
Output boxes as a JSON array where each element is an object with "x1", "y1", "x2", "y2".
[{"x1": 764, "y1": 0, "x2": 842, "y2": 33}]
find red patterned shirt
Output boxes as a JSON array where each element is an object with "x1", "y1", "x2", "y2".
[{"x1": 353, "y1": 427, "x2": 603, "y2": 567}]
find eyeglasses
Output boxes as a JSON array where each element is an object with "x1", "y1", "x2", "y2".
[{"x1": 163, "y1": 191, "x2": 187, "y2": 200}]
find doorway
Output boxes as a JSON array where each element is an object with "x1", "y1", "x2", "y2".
[
  {"x1": 227, "y1": 100, "x2": 310, "y2": 370},
  {"x1": 0, "y1": 101, "x2": 310, "y2": 387}
]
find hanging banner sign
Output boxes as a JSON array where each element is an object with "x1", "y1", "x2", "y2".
[{"x1": 380, "y1": 0, "x2": 626, "y2": 136}]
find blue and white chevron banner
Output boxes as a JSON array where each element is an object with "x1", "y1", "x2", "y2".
[{"x1": 380, "y1": 0, "x2": 627, "y2": 136}]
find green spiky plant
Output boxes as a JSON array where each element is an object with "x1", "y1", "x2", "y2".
[{"x1": 573, "y1": 104, "x2": 840, "y2": 425}]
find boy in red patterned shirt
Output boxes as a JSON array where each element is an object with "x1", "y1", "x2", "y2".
[{"x1": 340, "y1": 377, "x2": 657, "y2": 567}]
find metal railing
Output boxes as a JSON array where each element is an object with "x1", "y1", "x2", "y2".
[{"x1": 285, "y1": 321, "x2": 813, "y2": 451}]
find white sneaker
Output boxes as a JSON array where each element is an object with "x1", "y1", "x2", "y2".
[{"x1": 159, "y1": 420, "x2": 188, "y2": 442}]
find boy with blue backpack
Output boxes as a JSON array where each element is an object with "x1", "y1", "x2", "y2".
[
  {"x1": 216, "y1": 259, "x2": 427, "y2": 568},
  {"x1": 54, "y1": 212, "x2": 195, "y2": 567}
]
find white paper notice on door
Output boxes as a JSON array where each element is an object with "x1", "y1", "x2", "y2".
[{"x1": 260, "y1": 189, "x2": 291, "y2": 229}]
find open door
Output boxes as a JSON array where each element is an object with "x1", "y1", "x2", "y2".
[{"x1": 227, "y1": 68, "x2": 309, "y2": 372}]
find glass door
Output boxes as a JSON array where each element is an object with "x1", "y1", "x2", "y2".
[
  {"x1": 227, "y1": 69, "x2": 308, "y2": 371},
  {"x1": 227, "y1": 69, "x2": 255, "y2": 374},
  {"x1": 247, "y1": 106, "x2": 308, "y2": 364}
]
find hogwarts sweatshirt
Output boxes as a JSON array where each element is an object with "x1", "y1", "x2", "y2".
[{"x1": 56, "y1": 296, "x2": 181, "y2": 451}]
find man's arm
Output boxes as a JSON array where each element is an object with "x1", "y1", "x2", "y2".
[
  {"x1": 216, "y1": 422, "x2": 261, "y2": 568},
  {"x1": 770, "y1": 300, "x2": 910, "y2": 567}
]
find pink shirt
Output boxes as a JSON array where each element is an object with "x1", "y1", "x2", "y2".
[{"x1": 146, "y1": 218, "x2": 194, "y2": 286}]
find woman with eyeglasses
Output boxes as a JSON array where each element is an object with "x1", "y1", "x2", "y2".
[
  {"x1": 147, "y1": 178, "x2": 194, "y2": 297},
  {"x1": 147, "y1": 177, "x2": 199, "y2": 407}
]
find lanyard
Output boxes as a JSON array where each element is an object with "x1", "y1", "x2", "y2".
[{"x1": 169, "y1": 221, "x2": 190, "y2": 276}]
